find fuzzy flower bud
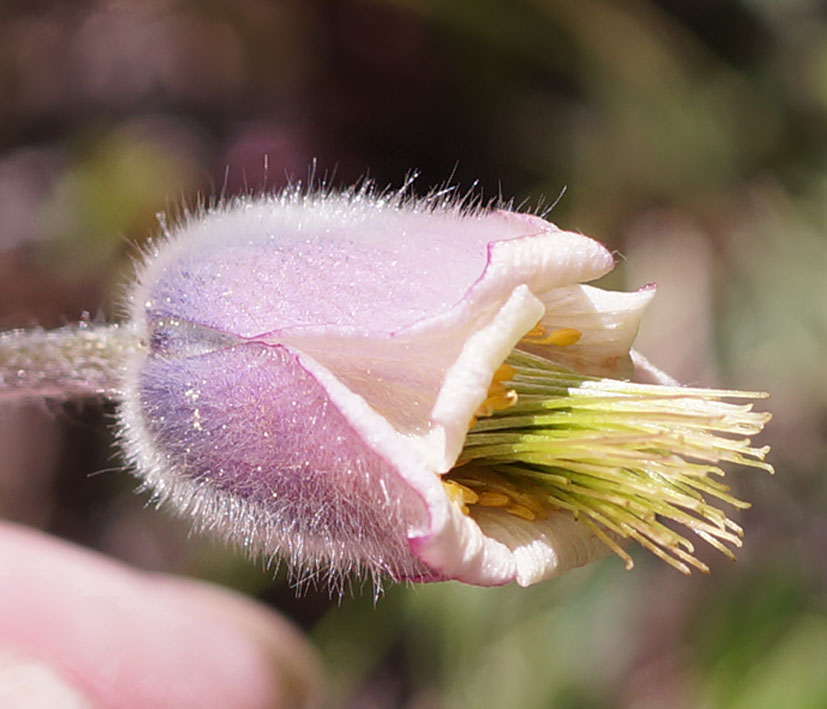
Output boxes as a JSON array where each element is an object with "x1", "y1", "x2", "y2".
[{"x1": 0, "y1": 187, "x2": 773, "y2": 589}]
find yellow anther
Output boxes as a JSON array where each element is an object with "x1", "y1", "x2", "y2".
[
  {"x1": 523, "y1": 325, "x2": 582, "y2": 347},
  {"x1": 544, "y1": 327, "x2": 581, "y2": 346},
  {"x1": 443, "y1": 480, "x2": 479, "y2": 515},
  {"x1": 478, "y1": 491, "x2": 510, "y2": 507},
  {"x1": 445, "y1": 468, "x2": 550, "y2": 522},
  {"x1": 442, "y1": 480, "x2": 465, "y2": 506},
  {"x1": 458, "y1": 483, "x2": 480, "y2": 505},
  {"x1": 492, "y1": 363, "x2": 516, "y2": 383},
  {"x1": 470, "y1": 364, "x2": 519, "y2": 428},
  {"x1": 509, "y1": 490, "x2": 547, "y2": 517},
  {"x1": 524, "y1": 323, "x2": 545, "y2": 339},
  {"x1": 505, "y1": 504, "x2": 537, "y2": 521},
  {"x1": 487, "y1": 380, "x2": 507, "y2": 396},
  {"x1": 476, "y1": 389, "x2": 518, "y2": 417}
]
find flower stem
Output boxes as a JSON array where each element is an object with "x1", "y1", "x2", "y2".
[{"x1": 0, "y1": 322, "x2": 141, "y2": 403}]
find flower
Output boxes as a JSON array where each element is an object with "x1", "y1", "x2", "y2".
[
  {"x1": 0, "y1": 185, "x2": 772, "y2": 589},
  {"x1": 108, "y1": 186, "x2": 772, "y2": 589}
]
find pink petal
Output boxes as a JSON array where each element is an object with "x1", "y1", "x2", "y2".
[
  {"x1": 0, "y1": 522, "x2": 321, "y2": 708},
  {"x1": 121, "y1": 341, "x2": 433, "y2": 580},
  {"x1": 123, "y1": 193, "x2": 635, "y2": 586}
]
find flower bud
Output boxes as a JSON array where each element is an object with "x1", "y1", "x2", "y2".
[{"x1": 1, "y1": 187, "x2": 773, "y2": 588}]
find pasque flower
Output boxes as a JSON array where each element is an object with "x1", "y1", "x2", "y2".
[{"x1": 0, "y1": 187, "x2": 772, "y2": 589}]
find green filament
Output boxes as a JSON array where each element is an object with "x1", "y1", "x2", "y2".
[{"x1": 453, "y1": 348, "x2": 773, "y2": 574}]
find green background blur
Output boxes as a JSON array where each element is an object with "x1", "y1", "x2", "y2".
[{"x1": 1, "y1": 1, "x2": 825, "y2": 707}]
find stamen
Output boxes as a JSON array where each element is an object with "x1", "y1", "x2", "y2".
[
  {"x1": 477, "y1": 491, "x2": 510, "y2": 507},
  {"x1": 446, "y1": 468, "x2": 549, "y2": 522},
  {"x1": 472, "y1": 363, "x2": 519, "y2": 423},
  {"x1": 523, "y1": 323, "x2": 545, "y2": 339},
  {"x1": 492, "y1": 363, "x2": 516, "y2": 382},
  {"x1": 505, "y1": 504, "x2": 536, "y2": 521},
  {"x1": 522, "y1": 325, "x2": 582, "y2": 347},
  {"x1": 476, "y1": 388, "x2": 518, "y2": 417},
  {"x1": 442, "y1": 479, "x2": 479, "y2": 516},
  {"x1": 448, "y1": 347, "x2": 773, "y2": 574}
]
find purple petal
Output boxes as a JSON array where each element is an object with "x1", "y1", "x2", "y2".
[{"x1": 121, "y1": 340, "x2": 433, "y2": 580}]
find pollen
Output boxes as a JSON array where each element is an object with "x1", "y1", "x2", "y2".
[
  {"x1": 522, "y1": 324, "x2": 582, "y2": 347},
  {"x1": 471, "y1": 363, "x2": 519, "y2": 424},
  {"x1": 476, "y1": 387, "x2": 518, "y2": 417},
  {"x1": 492, "y1": 363, "x2": 516, "y2": 382},
  {"x1": 442, "y1": 479, "x2": 479, "y2": 515},
  {"x1": 505, "y1": 504, "x2": 536, "y2": 521},
  {"x1": 444, "y1": 467, "x2": 548, "y2": 522},
  {"x1": 477, "y1": 491, "x2": 510, "y2": 507}
]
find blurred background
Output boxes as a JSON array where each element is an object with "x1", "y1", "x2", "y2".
[{"x1": 1, "y1": 0, "x2": 826, "y2": 706}]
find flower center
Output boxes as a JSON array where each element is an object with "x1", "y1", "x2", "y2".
[{"x1": 444, "y1": 347, "x2": 774, "y2": 574}]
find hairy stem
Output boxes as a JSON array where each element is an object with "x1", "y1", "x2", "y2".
[{"x1": 0, "y1": 322, "x2": 141, "y2": 403}]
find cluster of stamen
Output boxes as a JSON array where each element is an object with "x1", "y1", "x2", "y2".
[
  {"x1": 445, "y1": 324, "x2": 581, "y2": 522},
  {"x1": 443, "y1": 471, "x2": 546, "y2": 521},
  {"x1": 442, "y1": 329, "x2": 774, "y2": 575}
]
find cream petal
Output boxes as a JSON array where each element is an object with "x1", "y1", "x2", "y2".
[
  {"x1": 409, "y1": 504, "x2": 516, "y2": 586},
  {"x1": 421, "y1": 285, "x2": 546, "y2": 471},
  {"x1": 523, "y1": 283, "x2": 656, "y2": 378},
  {"x1": 409, "y1": 500, "x2": 613, "y2": 587},
  {"x1": 468, "y1": 508, "x2": 612, "y2": 586}
]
